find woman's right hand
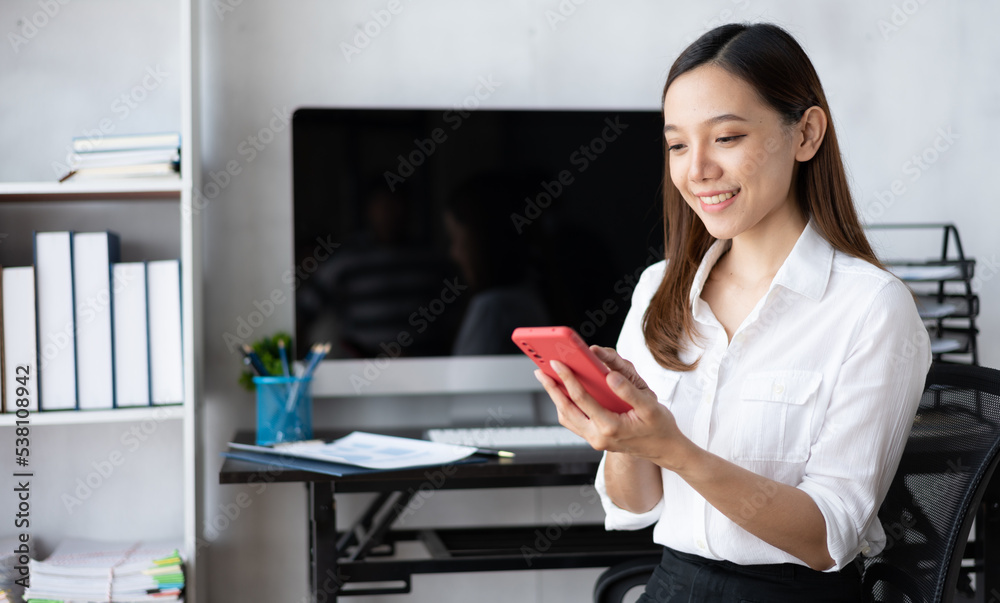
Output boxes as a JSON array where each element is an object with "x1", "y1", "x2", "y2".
[
  {"x1": 535, "y1": 345, "x2": 695, "y2": 471},
  {"x1": 535, "y1": 345, "x2": 675, "y2": 512}
]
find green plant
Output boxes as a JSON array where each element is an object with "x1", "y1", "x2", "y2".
[{"x1": 238, "y1": 331, "x2": 293, "y2": 391}]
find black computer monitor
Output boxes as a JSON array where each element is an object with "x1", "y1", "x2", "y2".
[{"x1": 291, "y1": 107, "x2": 665, "y2": 366}]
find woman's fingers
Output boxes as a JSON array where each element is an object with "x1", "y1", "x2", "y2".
[
  {"x1": 549, "y1": 361, "x2": 609, "y2": 420},
  {"x1": 534, "y1": 369, "x2": 590, "y2": 425},
  {"x1": 606, "y1": 368, "x2": 656, "y2": 411},
  {"x1": 538, "y1": 360, "x2": 673, "y2": 456},
  {"x1": 591, "y1": 346, "x2": 649, "y2": 390}
]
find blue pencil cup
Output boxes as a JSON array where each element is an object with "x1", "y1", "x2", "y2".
[{"x1": 254, "y1": 376, "x2": 313, "y2": 446}]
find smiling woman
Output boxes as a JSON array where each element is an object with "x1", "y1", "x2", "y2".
[
  {"x1": 648, "y1": 23, "x2": 880, "y2": 369},
  {"x1": 533, "y1": 22, "x2": 933, "y2": 603}
]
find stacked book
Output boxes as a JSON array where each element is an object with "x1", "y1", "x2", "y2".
[
  {"x1": 0, "y1": 537, "x2": 26, "y2": 603},
  {"x1": 1, "y1": 231, "x2": 184, "y2": 412},
  {"x1": 60, "y1": 133, "x2": 180, "y2": 182},
  {"x1": 24, "y1": 539, "x2": 184, "y2": 602}
]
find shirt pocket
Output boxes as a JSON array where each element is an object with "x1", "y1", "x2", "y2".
[{"x1": 732, "y1": 370, "x2": 822, "y2": 463}]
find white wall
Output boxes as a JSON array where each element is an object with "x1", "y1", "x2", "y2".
[{"x1": 198, "y1": 1, "x2": 1000, "y2": 601}]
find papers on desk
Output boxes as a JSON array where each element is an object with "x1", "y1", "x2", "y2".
[
  {"x1": 24, "y1": 538, "x2": 184, "y2": 602},
  {"x1": 0, "y1": 537, "x2": 26, "y2": 603},
  {"x1": 229, "y1": 431, "x2": 478, "y2": 470}
]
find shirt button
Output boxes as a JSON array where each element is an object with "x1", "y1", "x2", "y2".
[
  {"x1": 701, "y1": 393, "x2": 712, "y2": 405},
  {"x1": 772, "y1": 383, "x2": 785, "y2": 395},
  {"x1": 695, "y1": 538, "x2": 707, "y2": 550}
]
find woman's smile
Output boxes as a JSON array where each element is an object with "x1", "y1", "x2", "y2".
[{"x1": 696, "y1": 188, "x2": 741, "y2": 212}]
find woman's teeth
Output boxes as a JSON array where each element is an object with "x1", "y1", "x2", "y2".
[{"x1": 703, "y1": 191, "x2": 738, "y2": 205}]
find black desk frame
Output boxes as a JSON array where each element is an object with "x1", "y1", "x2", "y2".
[
  {"x1": 221, "y1": 426, "x2": 1000, "y2": 602},
  {"x1": 220, "y1": 432, "x2": 660, "y2": 601}
]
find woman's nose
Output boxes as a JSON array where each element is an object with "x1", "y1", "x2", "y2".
[{"x1": 688, "y1": 145, "x2": 721, "y2": 182}]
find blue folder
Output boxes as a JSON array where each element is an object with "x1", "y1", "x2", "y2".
[{"x1": 221, "y1": 449, "x2": 486, "y2": 477}]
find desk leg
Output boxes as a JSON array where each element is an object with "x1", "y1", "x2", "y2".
[{"x1": 309, "y1": 481, "x2": 339, "y2": 602}]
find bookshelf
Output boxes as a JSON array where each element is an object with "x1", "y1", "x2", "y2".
[
  {"x1": 0, "y1": 1, "x2": 202, "y2": 601},
  {"x1": 0, "y1": 179, "x2": 184, "y2": 201},
  {"x1": 0, "y1": 406, "x2": 183, "y2": 428}
]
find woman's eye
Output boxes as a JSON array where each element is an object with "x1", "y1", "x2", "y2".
[
  {"x1": 716, "y1": 135, "x2": 746, "y2": 144},
  {"x1": 667, "y1": 143, "x2": 686, "y2": 152}
]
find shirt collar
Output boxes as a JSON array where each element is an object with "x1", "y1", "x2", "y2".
[
  {"x1": 771, "y1": 219, "x2": 834, "y2": 301},
  {"x1": 688, "y1": 219, "x2": 834, "y2": 308}
]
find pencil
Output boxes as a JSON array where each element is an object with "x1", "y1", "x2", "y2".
[
  {"x1": 278, "y1": 339, "x2": 291, "y2": 377},
  {"x1": 475, "y1": 448, "x2": 516, "y2": 458},
  {"x1": 241, "y1": 344, "x2": 270, "y2": 377}
]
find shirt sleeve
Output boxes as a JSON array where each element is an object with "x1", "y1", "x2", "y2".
[
  {"x1": 595, "y1": 452, "x2": 665, "y2": 530},
  {"x1": 796, "y1": 278, "x2": 931, "y2": 570}
]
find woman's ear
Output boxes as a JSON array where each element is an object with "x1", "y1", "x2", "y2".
[{"x1": 794, "y1": 106, "x2": 827, "y2": 162}]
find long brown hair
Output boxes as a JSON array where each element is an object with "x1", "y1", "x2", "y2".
[{"x1": 644, "y1": 23, "x2": 882, "y2": 371}]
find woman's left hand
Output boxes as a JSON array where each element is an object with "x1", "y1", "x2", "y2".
[{"x1": 535, "y1": 352, "x2": 696, "y2": 472}]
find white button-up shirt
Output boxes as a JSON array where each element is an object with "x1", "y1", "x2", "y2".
[{"x1": 595, "y1": 220, "x2": 932, "y2": 571}]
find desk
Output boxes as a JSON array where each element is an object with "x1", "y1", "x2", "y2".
[{"x1": 219, "y1": 429, "x2": 660, "y2": 600}]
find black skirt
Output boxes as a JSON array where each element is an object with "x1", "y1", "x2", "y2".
[{"x1": 637, "y1": 546, "x2": 862, "y2": 602}]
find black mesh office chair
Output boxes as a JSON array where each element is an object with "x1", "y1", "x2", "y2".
[
  {"x1": 593, "y1": 363, "x2": 1000, "y2": 603},
  {"x1": 862, "y1": 362, "x2": 1000, "y2": 602}
]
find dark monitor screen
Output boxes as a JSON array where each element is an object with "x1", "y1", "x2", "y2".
[{"x1": 292, "y1": 107, "x2": 665, "y2": 361}]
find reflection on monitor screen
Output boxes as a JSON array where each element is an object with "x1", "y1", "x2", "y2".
[{"x1": 292, "y1": 108, "x2": 664, "y2": 362}]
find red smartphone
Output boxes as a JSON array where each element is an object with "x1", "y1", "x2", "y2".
[{"x1": 511, "y1": 326, "x2": 632, "y2": 413}]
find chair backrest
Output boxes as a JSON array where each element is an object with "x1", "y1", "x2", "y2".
[{"x1": 862, "y1": 362, "x2": 1000, "y2": 603}]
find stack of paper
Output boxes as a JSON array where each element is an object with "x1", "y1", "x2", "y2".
[
  {"x1": 0, "y1": 537, "x2": 27, "y2": 603},
  {"x1": 225, "y1": 431, "x2": 482, "y2": 477},
  {"x1": 24, "y1": 539, "x2": 183, "y2": 602}
]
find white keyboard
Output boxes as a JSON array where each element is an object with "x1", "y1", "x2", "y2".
[{"x1": 425, "y1": 425, "x2": 590, "y2": 449}]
